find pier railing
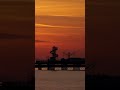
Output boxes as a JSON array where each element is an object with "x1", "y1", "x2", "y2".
[{"x1": 35, "y1": 58, "x2": 85, "y2": 71}]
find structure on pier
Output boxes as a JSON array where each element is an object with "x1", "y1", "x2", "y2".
[
  {"x1": 35, "y1": 46, "x2": 85, "y2": 71},
  {"x1": 35, "y1": 58, "x2": 85, "y2": 71}
]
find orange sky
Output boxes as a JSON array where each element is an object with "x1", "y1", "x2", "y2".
[{"x1": 35, "y1": 0, "x2": 85, "y2": 59}]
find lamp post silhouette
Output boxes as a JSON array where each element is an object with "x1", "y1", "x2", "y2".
[{"x1": 63, "y1": 51, "x2": 76, "y2": 59}]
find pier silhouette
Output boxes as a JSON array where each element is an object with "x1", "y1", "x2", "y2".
[{"x1": 35, "y1": 46, "x2": 85, "y2": 71}]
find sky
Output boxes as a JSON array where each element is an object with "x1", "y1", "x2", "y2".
[{"x1": 35, "y1": 0, "x2": 85, "y2": 59}]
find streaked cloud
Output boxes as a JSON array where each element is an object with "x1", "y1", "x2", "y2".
[
  {"x1": 35, "y1": 15, "x2": 85, "y2": 30},
  {"x1": 35, "y1": 23, "x2": 83, "y2": 29},
  {"x1": 35, "y1": 0, "x2": 85, "y2": 17}
]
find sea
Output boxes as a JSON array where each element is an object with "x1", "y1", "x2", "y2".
[{"x1": 35, "y1": 69, "x2": 85, "y2": 90}]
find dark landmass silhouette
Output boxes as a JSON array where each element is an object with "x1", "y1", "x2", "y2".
[
  {"x1": 86, "y1": 74, "x2": 120, "y2": 90},
  {"x1": 0, "y1": 81, "x2": 34, "y2": 90}
]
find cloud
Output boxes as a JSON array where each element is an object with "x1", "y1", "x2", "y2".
[
  {"x1": 35, "y1": 15, "x2": 85, "y2": 30},
  {"x1": 0, "y1": 33, "x2": 31, "y2": 39},
  {"x1": 35, "y1": 23, "x2": 83, "y2": 29}
]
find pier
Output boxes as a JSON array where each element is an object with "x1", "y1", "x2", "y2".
[
  {"x1": 35, "y1": 58, "x2": 85, "y2": 71},
  {"x1": 35, "y1": 46, "x2": 85, "y2": 71}
]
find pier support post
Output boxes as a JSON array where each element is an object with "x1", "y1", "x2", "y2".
[
  {"x1": 73, "y1": 67, "x2": 80, "y2": 71},
  {"x1": 61, "y1": 66, "x2": 67, "y2": 70},
  {"x1": 49, "y1": 67, "x2": 55, "y2": 70},
  {"x1": 38, "y1": 67, "x2": 42, "y2": 70}
]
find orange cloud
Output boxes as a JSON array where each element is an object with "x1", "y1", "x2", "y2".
[
  {"x1": 35, "y1": 23, "x2": 83, "y2": 29},
  {"x1": 35, "y1": 0, "x2": 85, "y2": 17}
]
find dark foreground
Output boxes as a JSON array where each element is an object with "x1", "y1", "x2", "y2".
[
  {"x1": 0, "y1": 82, "x2": 34, "y2": 90},
  {"x1": 86, "y1": 75, "x2": 120, "y2": 90}
]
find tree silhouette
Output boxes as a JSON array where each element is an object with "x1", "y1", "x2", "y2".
[{"x1": 50, "y1": 46, "x2": 58, "y2": 61}]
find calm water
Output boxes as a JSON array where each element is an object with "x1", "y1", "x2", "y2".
[{"x1": 35, "y1": 70, "x2": 85, "y2": 90}]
